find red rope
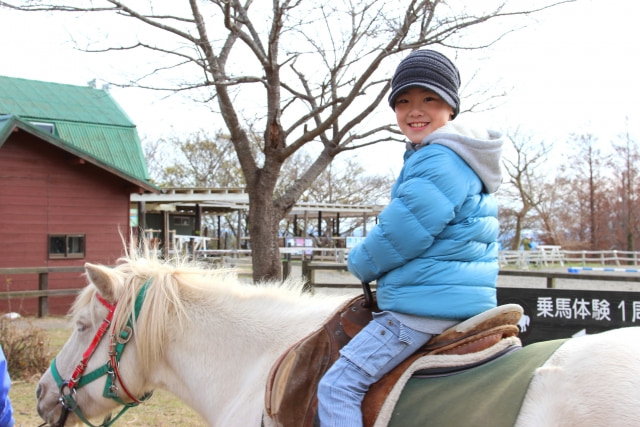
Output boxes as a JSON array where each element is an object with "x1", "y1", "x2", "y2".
[
  {"x1": 108, "y1": 304, "x2": 146, "y2": 404},
  {"x1": 109, "y1": 347, "x2": 145, "y2": 404}
]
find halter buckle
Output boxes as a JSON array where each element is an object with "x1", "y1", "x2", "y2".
[
  {"x1": 117, "y1": 326, "x2": 133, "y2": 344},
  {"x1": 58, "y1": 382, "x2": 78, "y2": 411}
]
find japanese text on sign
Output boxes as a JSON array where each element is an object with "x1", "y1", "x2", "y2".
[{"x1": 536, "y1": 297, "x2": 640, "y2": 323}]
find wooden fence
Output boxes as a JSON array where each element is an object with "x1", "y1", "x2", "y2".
[
  {"x1": 4, "y1": 256, "x2": 640, "y2": 318},
  {"x1": 0, "y1": 266, "x2": 86, "y2": 317},
  {"x1": 299, "y1": 260, "x2": 640, "y2": 289}
]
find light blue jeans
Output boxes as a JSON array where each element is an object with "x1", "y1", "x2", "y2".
[{"x1": 317, "y1": 311, "x2": 433, "y2": 427}]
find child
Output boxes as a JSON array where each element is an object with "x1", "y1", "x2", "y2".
[
  {"x1": 0, "y1": 345, "x2": 15, "y2": 427},
  {"x1": 317, "y1": 49, "x2": 504, "y2": 426}
]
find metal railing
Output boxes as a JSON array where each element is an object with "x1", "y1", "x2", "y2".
[{"x1": 499, "y1": 248, "x2": 640, "y2": 269}]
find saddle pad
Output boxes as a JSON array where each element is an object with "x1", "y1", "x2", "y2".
[{"x1": 385, "y1": 338, "x2": 567, "y2": 427}]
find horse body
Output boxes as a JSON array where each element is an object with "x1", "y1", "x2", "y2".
[
  {"x1": 516, "y1": 326, "x2": 640, "y2": 426},
  {"x1": 36, "y1": 253, "x2": 640, "y2": 426}
]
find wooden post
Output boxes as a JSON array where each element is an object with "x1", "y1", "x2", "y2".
[
  {"x1": 138, "y1": 201, "x2": 147, "y2": 231},
  {"x1": 195, "y1": 204, "x2": 202, "y2": 236},
  {"x1": 301, "y1": 260, "x2": 314, "y2": 293},
  {"x1": 546, "y1": 276, "x2": 556, "y2": 289},
  {"x1": 282, "y1": 256, "x2": 291, "y2": 280},
  {"x1": 301, "y1": 260, "x2": 311, "y2": 284},
  {"x1": 363, "y1": 213, "x2": 368, "y2": 236},
  {"x1": 38, "y1": 272, "x2": 49, "y2": 317},
  {"x1": 163, "y1": 210, "x2": 170, "y2": 258},
  {"x1": 236, "y1": 210, "x2": 241, "y2": 250}
]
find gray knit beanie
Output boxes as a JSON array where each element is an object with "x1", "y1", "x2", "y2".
[{"x1": 388, "y1": 49, "x2": 461, "y2": 119}]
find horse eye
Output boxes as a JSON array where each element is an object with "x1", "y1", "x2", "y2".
[{"x1": 76, "y1": 322, "x2": 88, "y2": 332}]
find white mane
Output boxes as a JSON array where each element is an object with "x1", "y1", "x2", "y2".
[{"x1": 72, "y1": 252, "x2": 345, "y2": 386}]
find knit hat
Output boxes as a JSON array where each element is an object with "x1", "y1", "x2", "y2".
[{"x1": 388, "y1": 49, "x2": 461, "y2": 119}]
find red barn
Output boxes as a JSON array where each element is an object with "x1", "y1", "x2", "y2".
[{"x1": 0, "y1": 76, "x2": 157, "y2": 316}]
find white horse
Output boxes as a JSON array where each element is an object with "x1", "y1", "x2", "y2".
[{"x1": 36, "y1": 251, "x2": 640, "y2": 426}]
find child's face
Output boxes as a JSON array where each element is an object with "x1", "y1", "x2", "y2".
[{"x1": 394, "y1": 87, "x2": 454, "y2": 144}]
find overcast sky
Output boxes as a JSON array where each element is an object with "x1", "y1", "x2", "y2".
[{"x1": 1, "y1": 0, "x2": 637, "y2": 174}]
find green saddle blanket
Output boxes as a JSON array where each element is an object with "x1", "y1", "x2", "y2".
[{"x1": 388, "y1": 339, "x2": 567, "y2": 427}]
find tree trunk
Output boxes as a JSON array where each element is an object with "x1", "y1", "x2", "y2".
[
  {"x1": 247, "y1": 195, "x2": 282, "y2": 282},
  {"x1": 511, "y1": 210, "x2": 528, "y2": 251}
]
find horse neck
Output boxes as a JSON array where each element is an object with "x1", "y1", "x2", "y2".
[
  {"x1": 149, "y1": 285, "x2": 348, "y2": 425},
  {"x1": 204, "y1": 287, "x2": 346, "y2": 351}
]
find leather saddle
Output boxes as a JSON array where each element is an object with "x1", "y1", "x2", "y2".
[{"x1": 265, "y1": 290, "x2": 522, "y2": 427}]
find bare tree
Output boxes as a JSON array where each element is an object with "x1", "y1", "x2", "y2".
[
  {"x1": 298, "y1": 157, "x2": 393, "y2": 206},
  {"x1": 0, "y1": 0, "x2": 576, "y2": 280},
  {"x1": 499, "y1": 128, "x2": 553, "y2": 249},
  {"x1": 563, "y1": 132, "x2": 609, "y2": 249},
  {"x1": 530, "y1": 175, "x2": 568, "y2": 246},
  {"x1": 278, "y1": 153, "x2": 394, "y2": 238},
  {"x1": 148, "y1": 131, "x2": 245, "y2": 187},
  {"x1": 610, "y1": 126, "x2": 640, "y2": 252}
]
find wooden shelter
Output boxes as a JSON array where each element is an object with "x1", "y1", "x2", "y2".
[
  {"x1": 131, "y1": 187, "x2": 383, "y2": 254},
  {"x1": 0, "y1": 75, "x2": 157, "y2": 315}
]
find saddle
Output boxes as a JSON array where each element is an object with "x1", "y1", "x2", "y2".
[{"x1": 265, "y1": 290, "x2": 523, "y2": 427}]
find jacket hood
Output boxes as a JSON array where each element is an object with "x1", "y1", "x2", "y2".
[{"x1": 415, "y1": 121, "x2": 504, "y2": 193}]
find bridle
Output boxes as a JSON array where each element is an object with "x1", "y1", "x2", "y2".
[{"x1": 43, "y1": 280, "x2": 153, "y2": 427}]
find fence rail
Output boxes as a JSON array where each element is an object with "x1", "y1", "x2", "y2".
[
  {"x1": 4, "y1": 251, "x2": 640, "y2": 317},
  {"x1": 562, "y1": 249, "x2": 640, "y2": 266},
  {"x1": 0, "y1": 266, "x2": 87, "y2": 317},
  {"x1": 300, "y1": 260, "x2": 640, "y2": 289},
  {"x1": 499, "y1": 248, "x2": 640, "y2": 269}
]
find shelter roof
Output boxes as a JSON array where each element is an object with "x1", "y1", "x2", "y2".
[{"x1": 131, "y1": 187, "x2": 384, "y2": 218}]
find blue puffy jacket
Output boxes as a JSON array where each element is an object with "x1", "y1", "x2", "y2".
[
  {"x1": 0, "y1": 345, "x2": 14, "y2": 427},
  {"x1": 348, "y1": 123, "x2": 503, "y2": 320}
]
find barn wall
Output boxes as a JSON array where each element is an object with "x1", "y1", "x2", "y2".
[{"x1": 0, "y1": 131, "x2": 133, "y2": 315}]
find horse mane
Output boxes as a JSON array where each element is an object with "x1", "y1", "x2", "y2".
[{"x1": 73, "y1": 247, "x2": 346, "y2": 376}]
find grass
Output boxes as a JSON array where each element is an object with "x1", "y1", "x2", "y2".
[
  {"x1": 12, "y1": 383, "x2": 207, "y2": 426},
  {"x1": 3, "y1": 318, "x2": 207, "y2": 427}
]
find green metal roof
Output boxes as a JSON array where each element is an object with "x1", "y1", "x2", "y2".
[
  {"x1": 0, "y1": 75, "x2": 134, "y2": 126},
  {"x1": 0, "y1": 75, "x2": 154, "y2": 188}
]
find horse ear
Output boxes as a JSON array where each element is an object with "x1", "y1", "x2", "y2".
[{"x1": 85, "y1": 263, "x2": 117, "y2": 303}]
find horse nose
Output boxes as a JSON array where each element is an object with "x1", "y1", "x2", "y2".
[
  {"x1": 36, "y1": 382, "x2": 48, "y2": 420},
  {"x1": 36, "y1": 382, "x2": 44, "y2": 400}
]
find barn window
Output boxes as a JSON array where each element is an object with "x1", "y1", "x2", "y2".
[
  {"x1": 48, "y1": 234, "x2": 86, "y2": 259},
  {"x1": 30, "y1": 121, "x2": 55, "y2": 134}
]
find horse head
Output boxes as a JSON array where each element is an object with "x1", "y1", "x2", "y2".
[{"x1": 36, "y1": 263, "x2": 153, "y2": 426}]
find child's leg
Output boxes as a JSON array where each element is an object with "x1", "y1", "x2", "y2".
[{"x1": 317, "y1": 311, "x2": 433, "y2": 427}]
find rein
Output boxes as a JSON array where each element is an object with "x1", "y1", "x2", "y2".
[{"x1": 48, "y1": 280, "x2": 153, "y2": 427}]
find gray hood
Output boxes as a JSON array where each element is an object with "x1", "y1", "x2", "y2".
[{"x1": 415, "y1": 122, "x2": 504, "y2": 194}]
